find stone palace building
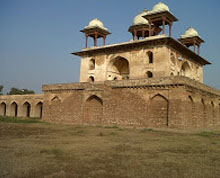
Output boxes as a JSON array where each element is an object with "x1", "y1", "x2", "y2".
[{"x1": 1, "y1": 2, "x2": 220, "y2": 128}]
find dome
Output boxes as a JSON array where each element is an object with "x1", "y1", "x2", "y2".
[
  {"x1": 152, "y1": 2, "x2": 170, "y2": 13},
  {"x1": 133, "y1": 10, "x2": 149, "y2": 26},
  {"x1": 88, "y1": 18, "x2": 104, "y2": 28},
  {"x1": 85, "y1": 18, "x2": 108, "y2": 31},
  {"x1": 181, "y1": 27, "x2": 199, "y2": 38}
]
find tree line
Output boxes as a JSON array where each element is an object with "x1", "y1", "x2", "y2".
[{"x1": 0, "y1": 85, "x2": 35, "y2": 95}]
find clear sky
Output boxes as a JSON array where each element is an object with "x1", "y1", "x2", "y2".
[{"x1": 0, "y1": 0, "x2": 220, "y2": 94}]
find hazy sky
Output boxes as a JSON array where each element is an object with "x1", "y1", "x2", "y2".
[{"x1": 1, "y1": 0, "x2": 220, "y2": 94}]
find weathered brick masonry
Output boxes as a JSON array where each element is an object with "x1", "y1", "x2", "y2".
[
  {"x1": 42, "y1": 76, "x2": 220, "y2": 128},
  {"x1": 1, "y1": 2, "x2": 220, "y2": 129}
]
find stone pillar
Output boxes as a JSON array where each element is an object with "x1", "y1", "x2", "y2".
[
  {"x1": 162, "y1": 18, "x2": 165, "y2": 35},
  {"x1": 169, "y1": 23, "x2": 172, "y2": 37},
  {"x1": 85, "y1": 35, "x2": 88, "y2": 48},
  {"x1": 94, "y1": 32, "x2": 98, "y2": 46},
  {"x1": 149, "y1": 20, "x2": 152, "y2": 36},
  {"x1": 103, "y1": 36, "x2": 106, "y2": 46}
]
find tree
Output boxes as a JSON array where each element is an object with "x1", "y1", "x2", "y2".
[
  {"x1": 0, "y1": 85, "x2": 3, "y2": 95},
  {"x1": 7, "y1": 87, "x2": 35, "y2": 95}
]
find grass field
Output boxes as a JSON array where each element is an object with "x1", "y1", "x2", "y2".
[{"x1": 0, "y1": 117, "x2": 220, "y2": 178}]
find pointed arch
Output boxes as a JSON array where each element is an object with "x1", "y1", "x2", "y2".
[
  {"x1": 188, "y1": 96, "x2": 195, "y2": 126},
  {"x1": 10, "y1": 101, "x2": 18, "y2": 117},
  {"x1": 201, "y1": 99, "x2": 206, "y2": 125},
  {"x1": 181, "y1": 61, "x2": 191, "y2": 77},
  {"x1": 50, "y1": 96, "x2": 61, "y2": 121},
  {"x1": 84, "y1": 95, "x2": 103, "y2": 124},
  {"x1": 22, "y1": 101, "x2": 31, "y2": 117},
  {"x1": 0, "y1": 102, "x2": 7, "y2": 116},
  {"x1": 51, "y1": 96, "x2": 61, "y2": 102},
  {"x1": 170, "y1": 52, "x2": 176, "y2": 65},
  {"x1": 150, "y1": 94, "x2": 168, "y2": 127},
  {"x1": 151, "y1": 94, "x2": 168, "y2": 101},
  {"x1": 211, "y1": 101, "x2": 215, "y2": 122},
  {"x1": 35, "y1": 101, "x2": 43, "y2": 118},
  {"x1": 89, "y1": 58, "x2": 95, "y2": 70},
  {"x1": 107, "y1": 56, "x2": 129, "y2": 80}
]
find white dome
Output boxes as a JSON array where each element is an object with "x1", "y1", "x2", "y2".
[
  {"x1": 181, "y1": 27, "x2": 199, "y2": 38},
  {"x1": 152, "y1": 2, "x2": 170, "y2": 13},
  {"x1": 88, "y1": 18, "x2": 104, "y2": 28},
  {"x1": 85, "y1": 18, "x2": 108, "y2": 31},
  {"x1": 133, "y1": 10, "x2": 149, "y2": 25}
]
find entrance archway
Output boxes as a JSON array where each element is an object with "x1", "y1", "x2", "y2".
[
  {"x1": 84, "y1": 95, "x2": 103, "y2": 124},
  {"x1": 108, "y1": 56, "x2": 129, "y2": 80},
  {"x1": 188, "y1": 96, "x2": 195, "y2": 126},
  {"x1": 10, "y1": 102, "x2": 18, "y2": 117},
  {"x1": 0, "y1": 102, "x2": 6, "y2": 116},
  {"x1": 23, "y1": 102, "x2": 31, "y2": 117},
  {"x1": 35, "y1": 102, "x2": 43, "y2": 118},
  {"x1": 150, "y1": 94, "x2": 168, "y2": 127}
]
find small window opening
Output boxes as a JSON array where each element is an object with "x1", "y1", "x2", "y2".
[
  {"x1": 89, "y1": 59, "x2": 95, "y2": 70},
  {"x1": 147, "y1": 51, "x2": 153, "y2": 64},
  {"x1": 146, "y1": 71, "x2": 153, "y2": 78},
  {"x1": 88, "y1": 76, "x2": 94, "y2": 82}
]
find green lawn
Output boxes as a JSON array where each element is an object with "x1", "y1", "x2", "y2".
[{"x1": 0, "y1": 116, "x2": 220, "y2": 178}]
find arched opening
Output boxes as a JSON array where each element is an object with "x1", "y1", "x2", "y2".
[
  {"x1": 10, "y1": 102, "x2": 18, "y2": 117},
  {"x1": 170, "y1": 72, "x2": 174, "y2": 76},
  {"x1": 23, "y1": 102, "x2": 31, "y2": 117},
  {"x1": 147, "y1": 51, "x2": 153, "y2": 64},
  {"x1": 181, "y1": 61, "x2": 191, "y2": 77},
  {"x1": 108, "y1": 56, "x2": 129, "y2": 80},
  {"x1": 0, "y1": 102, "x2": 6, "y2": 116},
  {"x1": 201, "y1": 99, "x2": 206, "y2": 124},
  {"x1": 170, "y1": 53, "x2": 176, "y2": 65},
  {"x1": 84, "y1": 95, "x2": 103, "y2": 124},
  {"x1": 87, "y1": 76, "x2": 95, "y2": 82},
  {"x1": 150, "y1": 94, "x2": 168, "y2": 127},
  {"x1": 146, "y1": 71, "x2": 153, "y2": 78},
  {"x1": 35, "y1": 102, "x2": 43, "y2": 118},
  {"x1": 50, "y1": 96, "x2": 61, "y2": 120},
  {"x1": 89, "y1": 59, "x2": 95, "y2": 70},
  {"x1": 211, "y1": 101, "x2": 215, "y2": 121},
  {"x1": 51, "y1": 96, "x2": 60, "y2": 102},
  {"x1": 188, "y1": 96, "x2": 195, "y2": 125}
]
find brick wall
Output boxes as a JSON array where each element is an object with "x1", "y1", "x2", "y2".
[{"x1": 41, "y1": 76, "x2": 220, "y2": 128}]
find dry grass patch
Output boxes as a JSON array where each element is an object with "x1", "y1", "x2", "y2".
[{"x1": 0, "y1": 117, "x2": 220, "y2": 178}]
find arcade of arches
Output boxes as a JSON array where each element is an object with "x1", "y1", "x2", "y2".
[
  {"x1": 0, "y1": 98, "x2": 43, "y2": 118},
  {"x1": 1, "y1": 76, "x2": 220, "y2": 128}
]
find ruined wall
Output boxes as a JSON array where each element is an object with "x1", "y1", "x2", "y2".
[{"x1": 42, "y1": 76, "x2": 220, "y2": 128}]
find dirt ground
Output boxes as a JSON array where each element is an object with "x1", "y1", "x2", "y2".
[{"x1": 1, "y1": 119, "x2": 220, "y2": 178}]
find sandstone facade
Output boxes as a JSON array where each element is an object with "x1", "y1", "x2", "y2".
[
  {"x1": 40, "y1": 76, "x2": 220, "y2": 128},
  {"x1": 0, "y1": 94, "x2": 43, "y2": 118},
  {"x1": 0, "y1": 2, "x2": 220, "y2": 129}
]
